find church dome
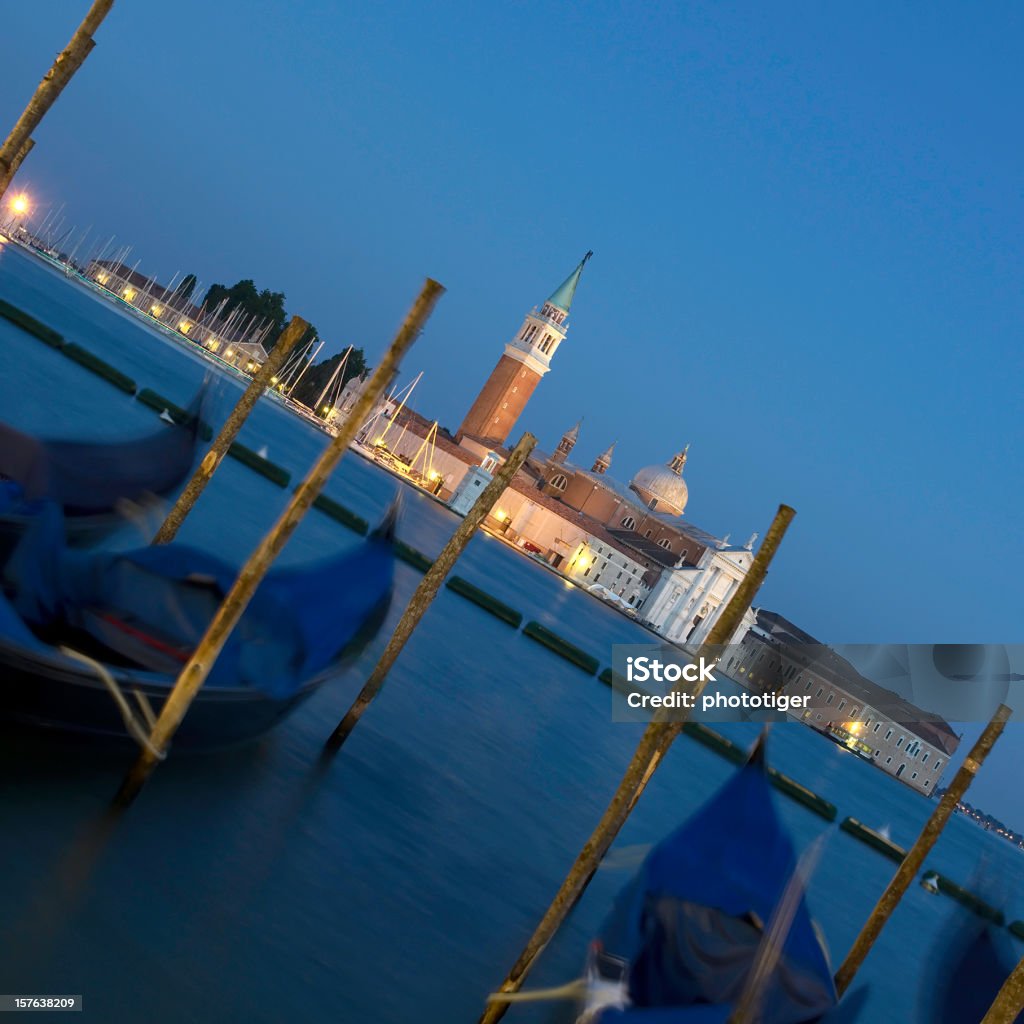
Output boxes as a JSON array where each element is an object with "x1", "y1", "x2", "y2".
[{"x1": 629, "y1": 446, "x2": 690, "y2": 516}]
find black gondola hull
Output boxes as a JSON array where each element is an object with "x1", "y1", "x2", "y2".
[{"x1": 0, "y1": 641, "x2": 324, "y2": 750}]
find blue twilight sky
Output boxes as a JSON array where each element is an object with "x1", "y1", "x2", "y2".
[{"x1": 3, "y1": 4, "x2": 1023, "y2": 807}]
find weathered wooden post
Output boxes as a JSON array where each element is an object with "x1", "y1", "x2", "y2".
[
  {"x1": 479, "y1": 504, "x2": 796, "y2": 1024},
  {"x1": 113, "y1": 279, "x2": 444, "y2": 807},
  {"x1": 834, "y1": 702, "x2": 1012, "y2": 996},
  {"x1": 0, "y1": 139, "x2": 34, "y2": 200},
  {"x1": 0, "y1": 0, "x2": 115, "y2": 202},
  {"x1": 981, "y1": 954, "x2": 1024, "y2": 1024},
  {"x1": 324, "y1": 432, "x2": 538, "y2": 752},
  {"x1": 152, "y1": 316, "x2": 309, "y2": 544}
]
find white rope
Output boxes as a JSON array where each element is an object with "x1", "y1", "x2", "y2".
[
  {"x1": 58, "y1": 646, "x2": 166, "y2": 759},
  {"x1": 486, "y1": 979, "x2": 586, "y2": 1003}
]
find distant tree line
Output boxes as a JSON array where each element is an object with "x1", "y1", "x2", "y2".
[
  {"x1": 291, "y1": 347, "x2": 368, "y2": 412},
  {"x1": 200, "y1": 277, "x2": 368, "y2": 412}
]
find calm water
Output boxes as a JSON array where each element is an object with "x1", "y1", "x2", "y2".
[{"x1": 0, "y1": 243, "x2": 1021, "y2": 1023}]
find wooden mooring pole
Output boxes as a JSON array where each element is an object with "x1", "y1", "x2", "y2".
[
  {"x1": 981, "y1": 954, "x2": 1024, "y2": 1024},
  {"x1": 478, "y1": 504, "x2": 796, "y2": 1024},
  {"x1": 152, "y1": 315, "x2": 309, "y2": 544},
  {"x1": 113, "y1": 279, "x2": 445, "y2": 807},
  {"x1": 0, "y1": 139, "x2": 34, "y2": 201},
  {"x1": 324, "y1": 431, "x2": 537, "y2": 752},
  {"x1": 833, "y1": 702, "x2": 1012, "y2": 997},
  {"x1": 0, "y1": 0, "x2": 115, "y2": 203}
]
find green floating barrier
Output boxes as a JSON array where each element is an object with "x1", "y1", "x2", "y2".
[
  {"x1": 227, "y1": 442, "x2": 290, "y2": 487},
  {"x1": 931, "y1": 872, "x2": 1005, "y2": 925},
  {"x1": 393, "y1": 541, "x2": 433, "y2": 573},
  {"x1": 682, "y1": 721, "x2": 746, "y2": 765},
  {"x1": 839, "y1": 817, "x2": 907, "y2": 863},
  {"x1": 445, "y1": 576, "x2": 522, "y2": 627},
  {"x1": 61, "y1": 343, "x2": 136, "y2": 394},
  {"x1": 1008, "y1": 920, "x2": 1024, "y2": 941},
  {"x1": 310, "y1": 494, "x2": 369, "y2": 535},
  {"x1": 136, "y1": 388, "x2": 213, "y2": 439},
  {"x1": 768, "y1": 769, "x2": 837, "y2": 821},
  {"x1": 0, "y1": 298, "x2": 65, "y2": 348},
  {"x1": 522, "y1": 622, "x2": 599, "y2": 676}
]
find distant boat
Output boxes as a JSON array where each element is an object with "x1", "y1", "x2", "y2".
[
  {"x1": 575, "y1": 735, "x2": 863, "y2": 1022},
  {"x1": 257, "y1": 445, "x2": 269, "y2": 459},
  {"x1": 0, "y1": 501, "x2": 398, "y2": 748},
  {"x1": 926, "y1": 924, "x2": 1022, "y2": 1024}
]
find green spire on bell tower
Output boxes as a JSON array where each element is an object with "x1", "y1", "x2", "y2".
[{"x1": 547, "y1": 251, "x2": 593, "y2": 314}]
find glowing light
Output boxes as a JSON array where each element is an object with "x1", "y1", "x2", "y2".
[
  {"x1": 576, "y1": 555, "x2": 589, "y2": 568},
  {"x1": 122, "y1": 287, "x2": 136, "y2": 301},
  {"x1": 322, "y1": 405, "x2": 331, "y2": 414},
  {"x1": 97, "y1": 273, "x2": 109, "y2": 284},
  {"x1": 150, "y1": 304, "x2": 163, "y2": 316},
  {"x1": 226, "y1": 348, "x2": 235, "y2": 357},
  {"x1": 9, "y1": 193, "x2": 30, "y2": 216},
  {"x1": 179, "y1": 321, "x2": 192, "y2": 333},
  {"x1": 850, "y1": 722, "x2": 861, "y2": 734},
  {"x1": 495, "y1": 509, "x2": 508, "y2": 522},
  {"x1": 427, "y1": 470, "x2": 439, "y2": 481}
]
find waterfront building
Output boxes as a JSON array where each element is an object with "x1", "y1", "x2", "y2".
[
  {"x1": 376, "y1": 254, "x2": 754, "y2": 639},
  {"x1": 85, "y1": 260, "x2": 270, "y2": 371},
  {"x1": 727, "y1": 609, "x2": 960, "y2": 794}
]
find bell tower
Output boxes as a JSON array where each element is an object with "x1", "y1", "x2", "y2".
[
  {"x1": 457, "y1": 252, "x2": 592, "y2": 446},
  {"x1": 552, "y1": 420, "x2": 581, "y2": 465}
]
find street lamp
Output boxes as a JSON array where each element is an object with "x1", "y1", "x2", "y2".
[{"x1": 9, "y1": 193, "x2": 30, "y2": 217}]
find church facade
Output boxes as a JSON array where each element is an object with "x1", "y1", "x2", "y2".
[{"x1": 372, "y1": 252, "x2": 756, "y2": 642}]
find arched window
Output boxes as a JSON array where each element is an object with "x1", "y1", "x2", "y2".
[
  {"x1": 549, "y1": 473, "x2": 567, "y2": 490},
  {"x1": 620, "y1": 515, "x2": 636, "y2": 530},
  {"x1": 658, "y1": 538, "x2": 672, "y2": 550}
]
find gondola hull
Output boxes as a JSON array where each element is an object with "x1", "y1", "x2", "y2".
[{"x1": 0, "y1": 638, "x2": 327, "y2": 749}]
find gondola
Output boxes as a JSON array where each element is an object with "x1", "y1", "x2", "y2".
[
  {"x1": 0, "y1": 501, "x2": 397, "y2": 749},
  {"x1": 578, "y1": 736, "x2": 851, "y2": 1023},
  {"x1": 0, "y1": 386, "x2": 207, "y2": 559},
  {"x1": 926, "y1": 921, "x2": 1022, "y2": 1024}
]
